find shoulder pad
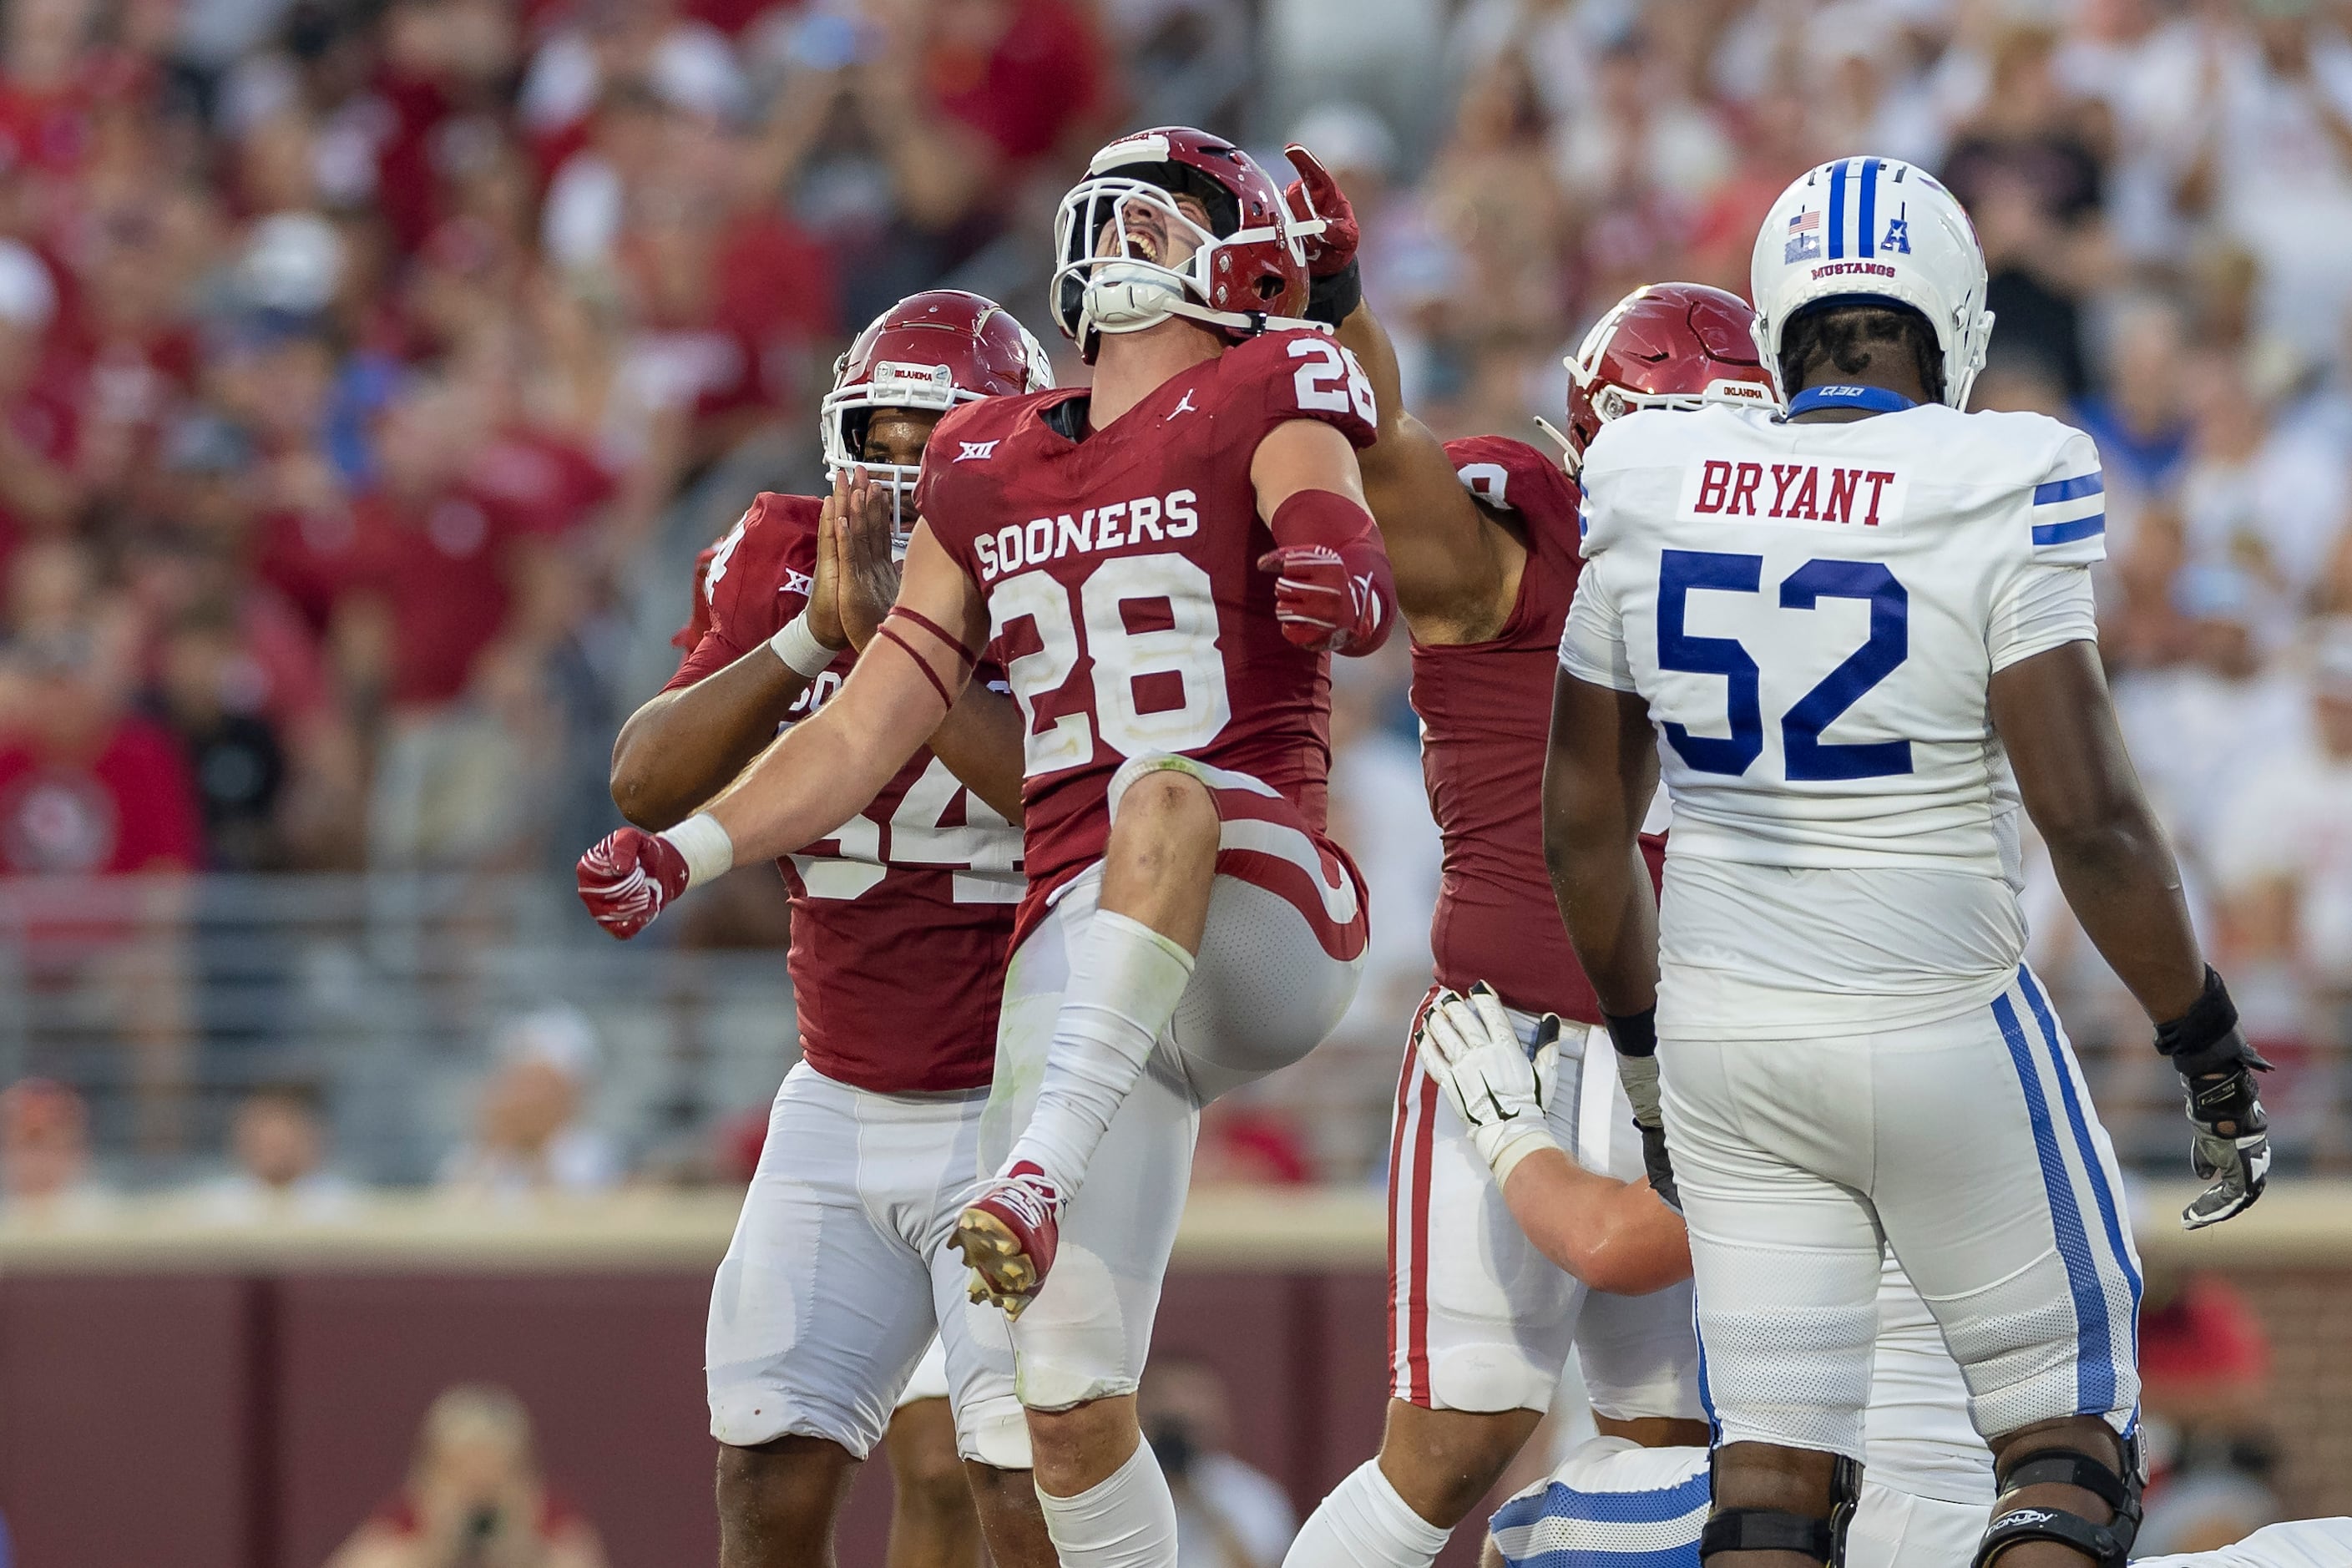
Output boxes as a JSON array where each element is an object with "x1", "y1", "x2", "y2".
[
  {"x1": 706, "y1": 491, "x2": 821, "y2": 645},
  {"x1": 1222, "y1": 326, "x2": 1379, "y2": 448},
  {"x1": 1445, "y1": 432, "x2": 1581, "y2": 537},
  {"x1": 1445, "y1": 434, "x2": 1571, "y2": 509}
]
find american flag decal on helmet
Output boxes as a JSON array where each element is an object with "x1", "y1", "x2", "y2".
[{"x1": 1784, "y1": 209, "x2": 1823, "y2": 264}]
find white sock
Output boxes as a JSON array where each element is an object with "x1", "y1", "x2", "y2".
[
  {"x1": 1034, "y1": 1437, "x2": 1181, "y2": 1568},
  {"x1": 1009, "y1": 908, "x2": 1195, "y2": 1195},
  {"x1": 1283, "y1": 1459, "x2": 1453, "y2": 1568}
]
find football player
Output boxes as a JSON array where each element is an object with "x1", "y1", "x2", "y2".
[
  {"x1": 1275, "y1": 155, "x2": 1996, "y2": 1563},
  {"x1": 1419, "y1": 985, "x2": 1995, "y2": 1568},
  {"x1": 599, "y1": 290, "x2": 1055, "y2": 1568},
  {"x1": 1548, "y1": 155, "x2": 2270, "y2": 1567},
  {"x1": 1269, "y1": 151, "x2": 1754, "y2": 1568},
  {"x1": 577, "y1": 128, "x2": 1396, "y2": 1568}
]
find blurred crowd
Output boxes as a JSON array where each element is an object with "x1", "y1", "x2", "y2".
[
  {"x1": 1, "y1": 0, "x2": 2351, "y2": 1180},
  {"x1": 0, "y1": 0, "x2": 1115, "y2": 888}
]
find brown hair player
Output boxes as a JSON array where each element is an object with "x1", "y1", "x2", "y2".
[
  {"x1": 577, "y1": 127, "x2": 1399, "y2": 1568},
  {"x1": 599, "y1": 289, "x2": 1055, "y2": 1568},
  {"x1": 1272, "y1": 144, "x2": 1778, "y2": 1568}
]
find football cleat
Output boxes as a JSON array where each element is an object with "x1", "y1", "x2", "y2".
[{"x1": 952, "y1": 1161, "x2": 1064, "y2": 1318}]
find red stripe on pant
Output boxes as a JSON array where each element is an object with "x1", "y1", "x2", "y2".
[
  {"x1": 1387, "y1": 988, "x2": 1440, "y2": 1405},
  {"x1": 1212, "y1": 846, "x2": 1368, "y2": 962}
]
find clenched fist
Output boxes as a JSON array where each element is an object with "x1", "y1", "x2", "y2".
[
  {"x1": 577, "y1": 827, "x2": 690, "y2": 939},
  {"x1": 1258, "y1": 544, "x2": 1388, "y2": 654}
]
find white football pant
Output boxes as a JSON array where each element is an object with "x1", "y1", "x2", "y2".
[
  {"x1": 706, "y1": 1063, "x2": 1029, "y2": 1468},
  {"x1": 1667, "y1": 965, "x2": 2142, "y2": 1459}
]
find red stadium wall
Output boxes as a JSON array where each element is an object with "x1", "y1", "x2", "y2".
[
  {"x1": 0, "y1": 1268, "x2": 1399, "y2": 1568},
  {"x1": 6, "y1": 1189, "x2": 2349, "y2": 1567}
]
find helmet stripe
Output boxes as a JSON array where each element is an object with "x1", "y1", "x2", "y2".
[
  {"x1": 1828, "y1": 159, "x2": 1849, "y2": 260},
  {"x1": 1857, "y1": 157, "x2": 1880, "y2": 258}
]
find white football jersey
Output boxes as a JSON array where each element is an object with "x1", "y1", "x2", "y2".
[{"x1": 1561, "y1": 400, "x2": 2105, "y2": 1038}]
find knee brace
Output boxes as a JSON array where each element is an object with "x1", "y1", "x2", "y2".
[
  {"x1": 1698, "y1": 1450, "x2": 1860, "y2": 1565},
  {"x1": 1971, "y1": 1433, "x2": 2144, "y2": 1568}
]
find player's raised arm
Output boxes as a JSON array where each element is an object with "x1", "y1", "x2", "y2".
[
  {"x1": 609, "y1": 502, "x2": 850, "y2": 830},
  {"x1": 577, "y1": 528, "x2": 988, "y2": 938},
  {"x1": 1282, "y1": 147, "x2": 1515, "y2": 641},
  {"x1": 1990, "y1": 637, "x2": 2274, "y2": 1229}
]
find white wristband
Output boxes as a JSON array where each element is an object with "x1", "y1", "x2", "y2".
[
  {"x1": 767, "y1": 612, "x2": 837, "y2": 679},
  {"x1": 1481, "y1": 1123, "x2": 1560, "y2": 1191},
  {"x1": 659, "y1": 812, "x2": 736, "y2": 891}
]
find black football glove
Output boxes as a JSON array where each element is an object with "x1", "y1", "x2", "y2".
[{"x1": 2155, "y1": 969, "x2": 2274, "y2": 1231}]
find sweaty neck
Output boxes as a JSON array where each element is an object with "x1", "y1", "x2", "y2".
[{"x1": 1087, "y1": 316, "x2": 1224, "y2": 430}]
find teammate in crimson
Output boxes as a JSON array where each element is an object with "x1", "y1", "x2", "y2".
[
  {"x1": 577, "y1": 126, "x2": 1396, "y2": 1568},
  {"x1": 599, "y1": 290, "x2": 1055, "y2": 1568},
  {"x1": 1268, "y1": 151, "x2": 1768, "y2": 1568}
]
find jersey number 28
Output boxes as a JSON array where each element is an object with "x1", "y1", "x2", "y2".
[
  {"x1": 992, "y1": 555, "x2": 1232, "y2": 774},
  {"x1": 1657, "y1": 548, "x2": 1912, "y2": 781}
]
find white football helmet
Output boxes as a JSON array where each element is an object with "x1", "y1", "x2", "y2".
[{"x1": 1748, "y1": 156, "x2": 1994, "y2": 411}]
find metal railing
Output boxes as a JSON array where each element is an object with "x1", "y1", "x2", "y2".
[
  {"x1": 10, "y1": 869, "x2": 2336, "y2": 1194},
  {"x1": 0, "y1": 873, "x2": 797, "y2": 1186}
]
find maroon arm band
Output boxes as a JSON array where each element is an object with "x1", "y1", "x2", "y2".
[
  {"x1": 888, "y1": 606, "x2": 978, "y2": 669},
  {"x1": 873, "y1": 625, "x2": 958, "y2": 713}
]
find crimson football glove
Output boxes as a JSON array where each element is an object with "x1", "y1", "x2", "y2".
[
  {"x1": 1282, "y1": 144, "x2": 1359, "y2": 276},
  {"x1": 1282, "y1": 143, "x2": 1362, "y2": 325},
  {"x1": 1257, "y1": 543, "x2": 1388, "y2": 654},
  {"x1": 577, "y1": 827, "x2": 690, "y2": 940}
]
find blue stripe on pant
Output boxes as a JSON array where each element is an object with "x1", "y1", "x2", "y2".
[
  {"x1": 1692, "y1": 1293, "x2": 1720, "y2": 1444},
  {"x1": 1991, "y1": 970, "x2": 2137, "y2": 1421}
]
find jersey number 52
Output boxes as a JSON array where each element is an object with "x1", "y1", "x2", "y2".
[{"x1": 1657, "y1": 548, "x2": 1913, "y2": 781}]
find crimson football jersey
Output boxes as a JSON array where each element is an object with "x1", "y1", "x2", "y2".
[
  {"x1": 1412, "y1": 436, "x2": 1653, "y2": 1024},
  {"x1": 667, "y1": 492, "x2": 1022, "y2": 1094},
  {"x1": 914, "y1": 327, "x2": 1380, "y2": 947}
]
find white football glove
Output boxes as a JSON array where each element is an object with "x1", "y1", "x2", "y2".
[{"x1": 1414, "y1": 982, "x2": 1562, "y2": 1186}]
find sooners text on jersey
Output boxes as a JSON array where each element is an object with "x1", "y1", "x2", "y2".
[
  {"x1": 913, "y1": 327, "x2": 1378, "y2": 947},
  {"x1": 668, "y1": 493, "x2": 1022, "y2": 1093}
]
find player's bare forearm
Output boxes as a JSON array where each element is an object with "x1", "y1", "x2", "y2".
[
  {"x1": 705, "y1": 639, "x2": 967, "y2": 864},
  {"x1": 703, "y1": 527, "x2": 989, "y2": 867},
  {"x1": 1991, "y1": 640, "x2": 2206, "y2": 1022},
  {"x1": 609, "y1": 656, "x2": 812, "y2": 829},
  {"x1": 923, "y1": 680, "x2": 1027, "y2": 822},
  {"x1": 1500, "y1": 1148, "x2": 1690, "y2": 1295},
  {"x1": 1336, "y1": 303, "x2": 1515, "y2": 636},
  {"x1": 1544, "y1": 672, "x2": 1662, "y2": 1015}
]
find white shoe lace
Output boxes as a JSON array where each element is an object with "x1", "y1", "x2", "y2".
[{"x1": 989, "y1": 1169, "x2": 1061, "y2": 1231}]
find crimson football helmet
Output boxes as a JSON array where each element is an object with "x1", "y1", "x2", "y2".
[
  {"x1": 822, "y1": 289, "x2": 1055, "y2": 543},
  {"x1": 1546, "y1": 283, "x2": 1779, "y2": 476},
  {"x1": 1052, "y1": 126, "x2": 1313, "y2": 362}
]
